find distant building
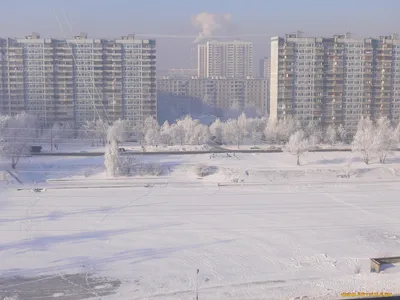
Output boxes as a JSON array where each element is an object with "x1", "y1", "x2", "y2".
[
  {"x1": 0, "y1": 32, "x2": 156, "y2": 127},
  {"x1": 197, "y1": 40, "x2": 253, "y2": 78},
  {"x1": 270, "y1": 32, "x2": 400, "y2": 132},
  {"x1": 163, "y1": 68, "x2": 198, "y2": 78},
  {"x1": 157, "y1": 77, "x2": 267, "y2": 123},
  {"x1": 259, "y1": 57, "x2": 270, "y2": 79}
]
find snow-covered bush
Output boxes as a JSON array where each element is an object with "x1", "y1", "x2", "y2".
[
  {"x1": 195, "y1": 164, "x2": 218, "y2": 177},
  {"x1": 132, "y1": 163, "x2": 163, "y2": 176}
]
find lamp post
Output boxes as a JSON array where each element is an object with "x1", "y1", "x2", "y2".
[{"x1": 196, "y1": 269, "x2": 199, "y2": 300}]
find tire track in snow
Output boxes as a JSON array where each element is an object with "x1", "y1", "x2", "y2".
[{"x1": 100, "y1": 187, "x2": 153, "y2": 224}]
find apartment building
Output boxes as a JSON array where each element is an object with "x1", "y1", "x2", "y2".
[
  {"x1": 157, "y1": 77, "x2": 267, "y2": 117},
  {"x1": 0, "y1": 33, "x2": 156, "y2": 127},
  {"x1": 259, "y1": 57, "x2": 270, "y2": 79},
  {"x1": 197, "y1": 40, "x2": 253, "y2": 78},
  {"x1": 270, "y1": 32, "x2": 400, "y2": 132}
]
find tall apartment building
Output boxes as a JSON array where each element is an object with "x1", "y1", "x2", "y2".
[
  {"x1": 259, "y1": 56, "x2": 271, "y2": 115},
  {"x1": 270, "y1": 32, "x2": 400, "y2": 132},
  {"x1": 197, "y1": 40, "x2": 253, "y2": 78},
  {"x1": 158, "y1": 77, "x2": 267, "y2": 117},
  {"x1": 0, "y1": 33, "x2": 156, "y2": 127}
]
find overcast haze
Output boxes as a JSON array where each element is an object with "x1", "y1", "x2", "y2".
[{"x1": 0, "y1": 0, "x2": 399, "y2": 70}]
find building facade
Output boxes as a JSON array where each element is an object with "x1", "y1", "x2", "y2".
[
  {"x1": 0, "y1": 33, "x2": 156, "y2": 127},
  {"x1": 270, "y1": 32, "x2": 400, "y2": 132},
  {"x1": 259, "y1": 56, "x2": 270, "y2": 79},
  {"x1": 197, "y1": 40, "x2": 253, "y2": 78},
  {"x1": 158, "y1": 77, "x2": 267, "y2": 118}
]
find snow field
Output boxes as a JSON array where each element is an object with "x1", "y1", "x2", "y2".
[{"x1": 1, "y1": 152, "x2": 400, "y2": 299}]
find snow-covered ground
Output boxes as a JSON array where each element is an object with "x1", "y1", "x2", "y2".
[{"x1": 1, "y1": 152, "x2": 400, "y2": 299}]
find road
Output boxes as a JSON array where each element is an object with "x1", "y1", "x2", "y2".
[{"x1": 31, "y1": 148, "x2": 357, "y2": 157}]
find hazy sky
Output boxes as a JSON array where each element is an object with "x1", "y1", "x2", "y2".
[{"x1": 0, "y1": 0, "x2": 399, "y2": 71}]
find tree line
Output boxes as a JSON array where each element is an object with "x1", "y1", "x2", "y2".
[{"x1": 1, "y1": 113, "x2": 400, "y2": 169}]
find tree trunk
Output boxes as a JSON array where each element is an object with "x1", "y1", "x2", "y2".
[{"x1": 297, "y1": 155, "x2": 300, "y2": 166}]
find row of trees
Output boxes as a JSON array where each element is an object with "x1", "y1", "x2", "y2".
[
  {"x1": 92, "y1": 114, "x2": 353, "y2": 149},
  {"x1": 1, "y1": 112, "x2": 400, "y2": 169},
  {"x1": 285, "y1": 116, "x2": 400, "y2": 165}
]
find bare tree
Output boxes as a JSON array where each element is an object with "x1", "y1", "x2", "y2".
[
  {"x1": 374, "y1": 116, "x2": 398, "y2": 163},
  {"x1": 351, "y1": 117, "x2": 376, "y2": 165},
  {"x1": 285, "y1": 130, "x2": 310, "y2": 166}
]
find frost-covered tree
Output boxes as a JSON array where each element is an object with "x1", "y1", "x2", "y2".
[
  {"x1": 107, "y1": 119, "x2": 128, "y2": 144},
  {"x1": 192, "y1": 124, "x2": 210, "y2": 145},
  {"x1": 325, "y1": 124, "x2": 337, "y2": 145},
  {"x1": 170, "y1": 123, "x2": 186, "y2": 145},
  {"x1": 209, "y1": 118, "x2": 224, "y2": 145},
  {"x1": 83, "y1": 119, "x2": 108, "y2": 146},
  {"x1": 178, "y1": 115, "x2": 200, "y2": 145},
  {"x1": 276, "y1": 116, "x2": 301, "y2": 144},
  {"x1": 104, "y1": 137, "x2": 119, "y2": 177},
  {"x1": 337, "y1": 124, "x2": 348, "y2": 143},
  {"x1": 135, "y1": 116, "x2": 159, "y2": 145},
  {"x1": 374, "y1": 116, "x2": 398, "y2": 163},
  {"x1": 145, "y1": 126, "x2": 161, "y2": 146},
  {"x1": 248, "y1": 117, "x2": 263, "y2": 145},
  {"x1": 159, "y1": 121, "x2": 173, "y2": 146},
  {"x1": 351, "y1": 117, "x2": 376, "y2": 165},
  {"x1": 222, "y1": 118, "x2": 246, "y2": 148},
  {"x1": 237, "y1": 112, "x2": 249, "y2": 145},
  {"x1": 0, "y1": 113, "x2": 38, "y2": 169},
  {"x1": 104, "y1": 123, "x2": 133, "y2": 177},
  {"x1": 285, "y1": 130, "x2": 310, "y2": 166},
  {"x1": 264, "y1": 118, "x2": 279, "y2": 144},
  {"x1": 305, "y1": 121, "x2": 323, "y2": 148}
]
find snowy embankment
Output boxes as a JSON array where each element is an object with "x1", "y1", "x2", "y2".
[{"x1": 1, "y1": 152, "x2": 400, "y2": 299}]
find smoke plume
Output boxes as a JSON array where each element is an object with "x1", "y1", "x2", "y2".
[{"x1": 191, "y1": 12, "x2": 233, "y2": 43}]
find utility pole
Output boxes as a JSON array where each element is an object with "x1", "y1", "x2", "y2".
[{"x1": 196, "y1": 269, "x2": 199, "y2": 300}]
